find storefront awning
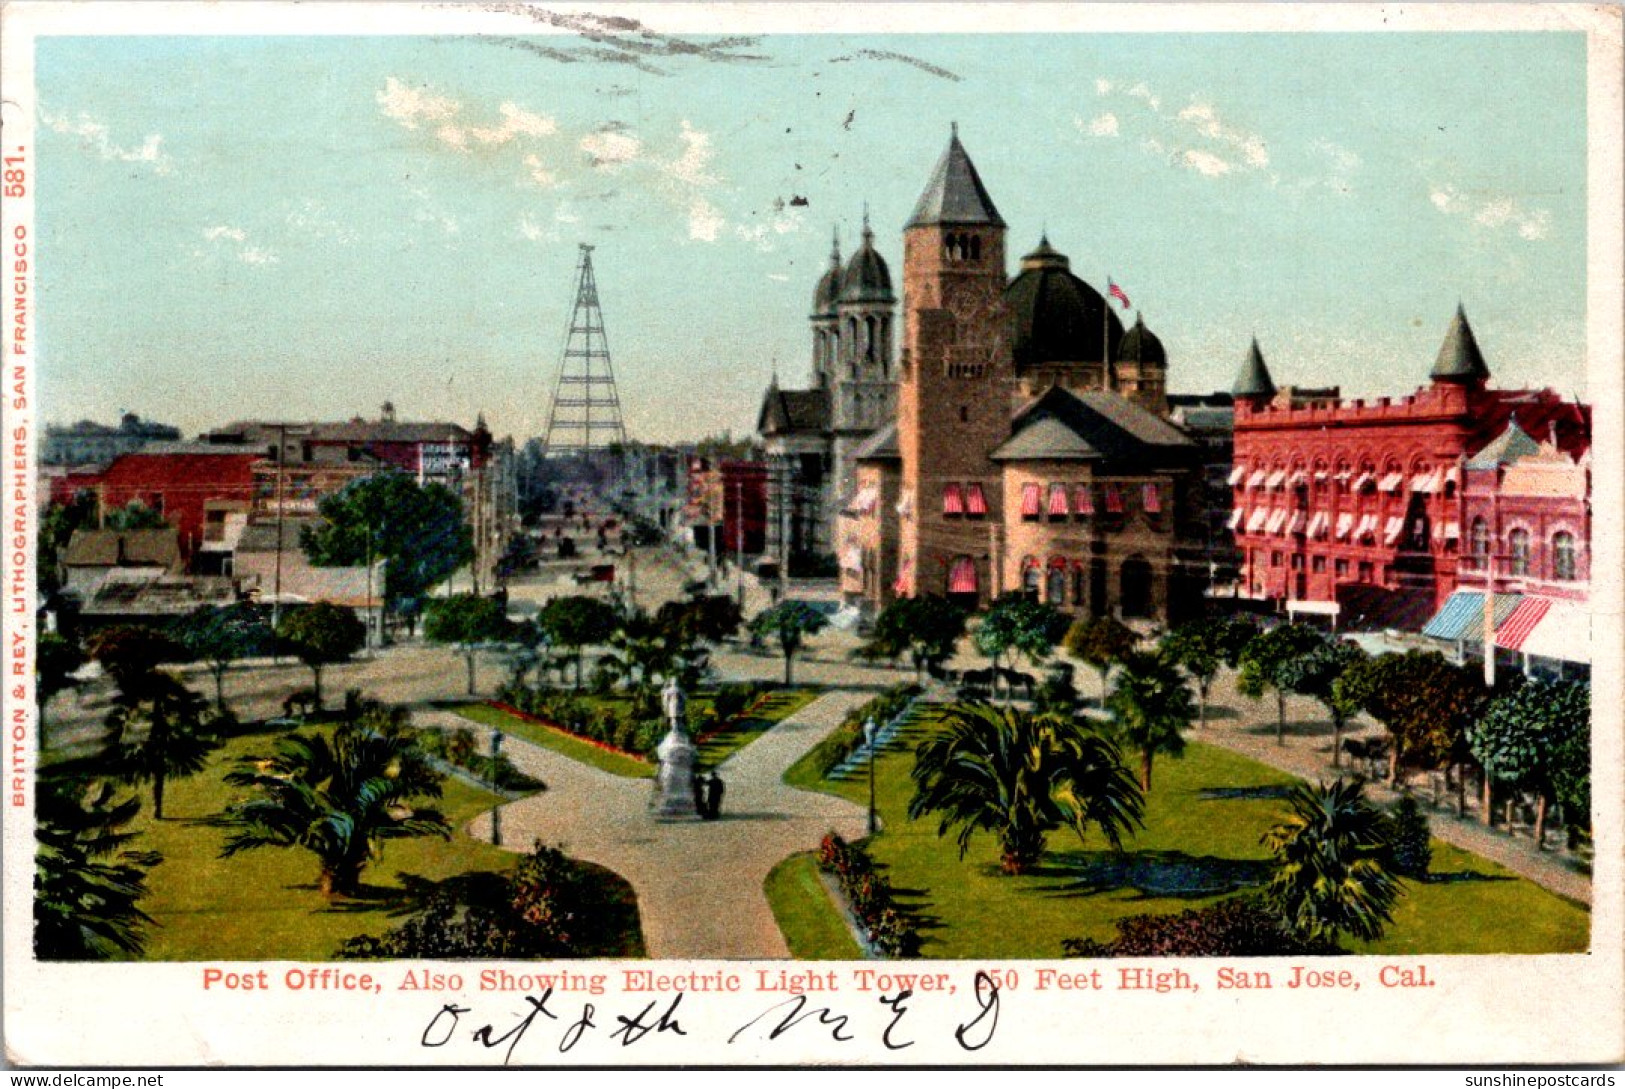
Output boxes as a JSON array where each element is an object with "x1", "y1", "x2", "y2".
[
  {"x1": 1518, "y1": 602, "x2": 1591, "y2": 664},
  {"x1": 1494, "y1": 596, "x2": 1551, "y2": 651},
  {"x1": 1421, "y1": 591, "x2": 1524, "y2": 642}
]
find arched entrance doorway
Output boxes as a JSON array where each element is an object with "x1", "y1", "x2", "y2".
[{"x1": 1121, "y1": 555, "x2": 1153, "y2": 619}]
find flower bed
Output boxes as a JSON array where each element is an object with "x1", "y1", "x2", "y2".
[
  {"x1": 816, "y1": 832, "x2": 921, "y2": 958},
  {"x1": 487, "y1": 701, "x2": 654, "y2": 764}
]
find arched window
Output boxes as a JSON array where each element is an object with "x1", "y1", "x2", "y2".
[
  {"x1": 1021, "y1": 560, "x2": 1041, "y2": 600},
  {"x1": 947, "y1": 556, "x2": 977, "y2": 597},
  {"x1": 1046, "y1": 562, "x2": 1067, "y2": 605},
  {"x1": 865, "y1": 315, "x2": 878, "y2": 364},
  {"x1": 1552, "y1": 531, "x2": 1577, "y2": 581},
  {"x1": 1508, "y1": 528, "x2": 1531, "y2": 576},
  {"x1": 969, "y1": 235, "x2": 982, "y2": 261},
  {"x1": 1470, "y1": 518, "x2": 1490, "y2": 559}
]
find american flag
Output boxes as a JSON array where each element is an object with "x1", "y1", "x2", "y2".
[{"x1": 1108, "y1": 278, "x2": 1131, "y2": 310}]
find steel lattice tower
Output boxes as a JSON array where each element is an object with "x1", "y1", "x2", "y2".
[{"x1": 542, "y1": 244, "x2": 628, "y2": 455}]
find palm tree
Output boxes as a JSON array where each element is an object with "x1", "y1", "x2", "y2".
[
  {"x1": 908, "y1": 703, "x2": 1143, "y2": 874},
  {"x1": 1261, "y1": 779, "x2": 1401, "y2": 946},
  {"x1": 1105, "y1": 649, "x2": 1196, "y2": 792},
  {"x1": 219, "y1": 707, "x2": 449, "y2": 898},
  {"x1": 34, "y1": 779, "x2": 162, "y2": 960},
  {"x1": 101, "y1": 672, "x2": 219, "y2": 821}
]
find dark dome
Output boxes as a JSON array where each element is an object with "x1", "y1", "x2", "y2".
[
  {"x1": 812, "y1": 231, "x2": 842, "y2": 317},
  {"x1": 1003, "y1": 237, "x2": 1124, "y2": 371},
  {"x1": 1118, "y1": 314, "x2": 1166, "y2": 367},
  {"x1": 838, "y1": 223, "x2": 894, "y2": 304}
]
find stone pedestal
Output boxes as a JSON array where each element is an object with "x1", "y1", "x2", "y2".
[{"x1": 653, "y1": 725, "x2": 701, "y2": 819}]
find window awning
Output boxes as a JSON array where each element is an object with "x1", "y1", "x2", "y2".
[
  {"x1": 1378, "y1": 472, "x2": 1405, "y2": 493},
  {"x1": 1020, "y1": 483, "x2": 1041, "y2": 517},
  {"x1": 943, "y1": 483, "x2": 964, "y2": 515},
  {"x1": 1352, "y1": 472, "x2": 1374, "y2": 491},
  {"x1": 1048, "y1": 483, "x2": 1069, "y2": 517},
  {"x1": 1384, "y1": 516, "x2": 1405, "y2": 544},
  {"x1": 1266, "y1": 469, "x2": 1288, "y2": 489},
  {"x1": 1518, "y1": 602, "x2": 1591, "y2": 663},
  {"x1": 1307, "y1": 511, "x2": 1329, "y2": 538},
  {"x1": 1445, "y1": 464, "x2": 1461, "y2": 486},
  {"x1": 1142, "y1": 483, "x2": 1162, "y2": 514},
  {"x1": 1495, "y1": 596, "x2": 1552, "y2": 651},
  {"x1": 1073, "y1": 484, "x2": 1094, "y2": 515},
  {"x1": 1266, "y1": 508, "x2": 1288, "y2": 535},
  {"x1": 1247, "y1": 507, "x2": 1269, "y2": 533},
  {"x1": 841, "y1": 544, "x2": 864, "y2": 573},
  {"x1": 1228, "y1": 508, "x2": 1245, "y2": 530},
  {"x1": 1287, "y1": 470, "x2": 1308, "y2": 488},
  {"x1": 1104, "y1": 484, "x2": 1124, "y2": 513},
  {"x1": 947, "y1": 557, "x2": 977, "y2": 594},
  {"x1": 1334, "y1": 512, "x2": 1352, "y2": 539},
  {"x1": 1228, "y1": 465, "x2": 1247, "y2": 486},
  {"x1": 1313, "y1": 470, "x2": 1330, "y2": 483},
  {"x1": 1351, "y1": 514, "x2": 1373, "y2": 539},
  {"x1": 1421, "y1": 591, "x2": 1524, "y2": 642},
  {"x1": 1412, "y1": 469, "x2": 1442, "y2": 494},
  {"x1": 965, "y1": 483, "x2": 988, "y2": 516},
  {"x1": 1287, "y1": 511, "x2": 1306, "y2": 535},
  {"x1": 1246, "y1": 469, "x2": 1268, "y2": 489}
]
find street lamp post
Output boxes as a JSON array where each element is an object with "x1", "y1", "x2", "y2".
[
  {"x1": 864, "y1": 717, "x2": 878, "y2": 835},
  {"x1": 491, "y1": 730, "x2": 505, "y2": 846}
]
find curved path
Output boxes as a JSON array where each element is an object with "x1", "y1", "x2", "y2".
[{"x1": 421, "y1": 690, "x2": 873, "y2": 959}]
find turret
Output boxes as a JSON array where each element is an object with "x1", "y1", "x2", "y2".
[{"x1": 1232, "y1": 337, "x2": 1277, "y2": 408}]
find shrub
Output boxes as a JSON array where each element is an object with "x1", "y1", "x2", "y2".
[
  {"x1": 1390, "y1": 795, "x2": 1432, "y2": 879},
  {"x1": 1061, "y1": 897, "x2": 1341, "y2": 958},
  {"x1": 815, "y1": 832, "x2": 919, "y2": 958},
  {"x1": 633, "y1": 718, "x2": 667, "y2": 757},
  {"x1": 805, "y1": 684, "x2": 921, "y2": 778}
]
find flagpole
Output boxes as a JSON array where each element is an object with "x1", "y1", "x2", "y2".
[{"x1": 1104, "y1": 276, "x2": 1113, "y2": 391}]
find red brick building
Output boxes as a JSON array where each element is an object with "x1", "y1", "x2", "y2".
[
  {"x1": 1229, "y1": 307, "x2": 1589, "y2": 628},
  {"x1": 684, "y1": 457, "x2": 769, "y2": 558}
]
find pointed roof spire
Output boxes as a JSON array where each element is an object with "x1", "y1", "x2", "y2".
[
  {"x1": 1232, "y1": 337, "x2": 1277, "y2": 399},
  {"x1": 1466, "y1": 413, "x2": 1541, "y2": 469},
  {"x1": 829, "y1": 225, "x2": 841, "y2": 264},
  {"x1": 861, "y1": 201, "x2": 873, "y2": 240},
  {"x1": 1431, "y1": 303, "x2": 1491, "y2": 382},
  {"x1": 905, "y1": 125, "x2": 1006, "y2": 229}
]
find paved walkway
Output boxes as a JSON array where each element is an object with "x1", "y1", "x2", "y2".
[
  {"x1": 421, "y1": 689, "x2": 873, "y2": 959},
  {"x1": 1187, "y1": 674, "x2": 1593, "y2": 906}
]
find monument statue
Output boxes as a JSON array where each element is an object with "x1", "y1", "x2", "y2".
[{"x1": 653, "y1": 678, "x2": 700, "y2": 819}]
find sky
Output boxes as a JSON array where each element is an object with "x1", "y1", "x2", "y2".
[{"x1": 35, "y1": 27, "x2": 1589, "y2": 445}]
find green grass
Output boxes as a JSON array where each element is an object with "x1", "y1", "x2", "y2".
[
  {"x1": 785, "y1": 704, "x2": 1590, "y2": 959},
  {"x1": 49, "y1": 721, "x2": 642, "y2": 961},
  {"x1": 454, "y1": 702, "x2": 656, "y2": 778},
  {"x1": 457, "y1": 688, "x2": 821, "y2": 778},
  {"x1": 764, "y1": 851, "x2": 864, "y2": 960}
]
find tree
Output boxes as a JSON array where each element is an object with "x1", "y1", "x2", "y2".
[
  {"x1": 37, "y1": 631, "x2": 86, "y2": 740},
  {"x1": 86, "y1": 624, "x2": 183, "y2": 696},
  {"x1": 1062, "y1": 615, "x2": 1139, "y2": 704},
  {"x1": 424, "y1": 594, "x2": 514, "y2": 696},
  {"x1": 173, "y1": 602, "x2": 273, "y2": 711},
  {"x1": 34, "y1": 779, "x2": 162, "y2": 960},
  {"x1": 104, "y1": 500, "x2": 170, "y2": 531},
  {"x1": 1280, "y1": 639, "x2": 1369, "y2": 768},
  {"x1": 1105, "y1": 649, "x2": 1196, "y2": 792},
  {"x1": 976, "y1": 595, "x2": 1068, "y2": 701},
  {"x1": 220, "y1": 706, "x2": 449, "y2": 898},
  {"x1": 1349, "y1": 650, "x2": 1484, "y2": 786},
  {"x1": 301, "y1": 472, "x2": 471, "y2": 615},
  {"x1": 39, "y1": 491, "x2": 97, "y2": 591},
  {"x1": 1469, "y1": 677, "x2": 1589, "y2": 849},
  {"x1": 537, "y1": 595, "x2": 619, "y2": 689},
  {"x1": 1261, "y1": 779, "x2": 1401, "y2": 947},
  {"x1": 276, "y1": 603, "x2": 366, "y2": 708},
  {"x1": 908, "y1": 703, "x2": 1144, "y2": 874},
  {"x1": 656, "y1": 594, "x2": 743, "y2": 646},
  {"x1": 750, "y1": 601, "x2": 830, "y2": 685},
  {"x1": 1160, "y1": 615, "x2": 1256, "y2": 729},
  {"x1": 100, "y1": 671, "x2": 220, "y2": 821},
  {"x1": 1236, "y1": 623, "x2": 1326, "y2": 745},
  {"x1": 859, "y1": 595, "x2": 968, "y2": 683}
]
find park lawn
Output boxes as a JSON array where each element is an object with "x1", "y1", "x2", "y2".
[
  {"x1": 764, "y1": 852, "x2": 864, "y2": 960},
  {"x1": 787, "y1": 705, "x2": 1589, "y2": 959},
  {"x1": 99, "y1": 724, "x2": 642, "y2": 961},
  {"x1": 697, "y1": 688, "x2": 821, "y2": 770},
  {"x1": 454, "y1": 702, "x2": 655, "y2": 779}
]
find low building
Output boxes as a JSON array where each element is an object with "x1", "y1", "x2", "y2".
[
  {"x1": 61, "y1": 527, "x2": 182, "y2": 599},
  {"x1": 684, "y1": 457, "x2": 769, "y2": 562},
  {"x1": 44, "y1": 413, "x2": 181, "y2": 466}
]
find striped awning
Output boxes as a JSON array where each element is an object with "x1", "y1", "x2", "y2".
[
  {"x1": 1421, "y1": 591, "x2": 1524, "y2": 642},
  {"x1": 1495, "y1": 597, "x2": 1552, "y2": 651},
  {"x1": 965, "y1": 483, "x2": 988, "y2": 516},
  {"x1": 1287, "y1": 470, "x2": 1308, "y2": 488},
  {"x1": 1335, "y1": 512, "x2": 1354, "y2": 539},
  {"x1": 1412, "y1": 469, "x2": 1442, "y2": 494},
  {"x1": 1228, "y1": 465, "x2": 1247, "y2": 486},
  {"x1": 1440, "y1": 521, "x2": 1460, "y2": 540},
  {"x1": 1384, "y1": 516, "x2": 1405, "y2": 544},
  {"x1": 1518, "y1": 602, "x2": 1591, "y2": 663},
  {"x1": 1308, "y1": 511, "x2": 1329, "y2": 538},
  {"x1": 1142, "y1": 483, "x2": 1162, "y2": 513},
  {"x1": 1020, "y1": 483, "x2": 1041, "y2": 517},
  {"x1": 1266, "y1": 508, "x2": 1288, "y2": 534},
  {"x1": 1228, "y1": 508, "x2": 1245, "y2": 530},
  {"x1": 1048, "y1": 483, "x2": 1069, "y2": 517},
  {"x1": 1246, "y1": 507, "x2": 1269, "y2": 533},
  {"x1": 1352, "y1": 472, "x2": 1374, "y2": 491},
  {"x1": 947, "y1": 557, "x2": 977, "y2": 594},
  {"x1": 943, "y1": 483, "x2": 965, "y2": 515},
  {"x1": 1287, "y1": 511, "x2": 1306, "y2": 535},
  {"x1": 893, "y1": 556, "x2": 913, "y2": 593},
  {"x1": 1104, "y1": 484, "x2": 1124, "y2": 513},
  {"x1": 1073, "y1": 484, "x2": 1094, "y2": 515},
  {"x1": 1266, "y1": 469, "x2": 1288, "y2": 489},
  {"x1": 1378, "y1": 472, "x2": 1404, "y2": 492},
  {"x1": 1247, "y1": 469, "x2": 1268, "y2": 489}
]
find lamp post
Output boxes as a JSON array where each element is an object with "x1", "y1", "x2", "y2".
[
  {"x1": 864, "y1": 717, "x2": 878, "y2": 835},
  {"x1": 490, "y1": 730, "x2": 505, "y2": 846}
]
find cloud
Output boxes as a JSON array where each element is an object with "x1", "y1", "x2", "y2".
[
  {"x1": 733, "y1": 207, "x2": 807, "y2": 252},
  {"x1": 469, "y1": 102, "x2": 559, "y2": 146},
  {"x1": 1180, "y1": 149, "x2": 1232, "y2": 177},
  {"x1": 1080, "y1": 113, "x2": 1119, "y2": 138},
  {"x1": 581, "y1": 128, "x2": 642, "y2": 169},
  {"x1": 687, "y1": 196, "x2": 725, "y2": 242},
  {"x1": 663, "y1": 120, "x2": 718, "y2": 187},
  {"x1": 522, "y1": 153, "x2": 559, "y2": 188},
  {"x1": 40, "y1": 110, "x2": 172, "y2": 174},
  {"x1": 517, "y1": 214, "x2": 550, "y2": 242},
  {"x1": 1429, "y1": 183, "x2": 1550, "y2": 241},
  {"x1": 1176, "y1": 100, "x2": 1269, "y2": 170},
  {"x1": 199, "y1": 224, "x2": 277, "y2": 265},
  {"x1": 377, "y1": 77, "x2": 461, "y2": 130},
  {"x1": 1095, "y1": 78, "x2": 1112, "y2": 95},
  {"x1": 285, "y1": 200, "x2": 358, "y2": 244}
]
